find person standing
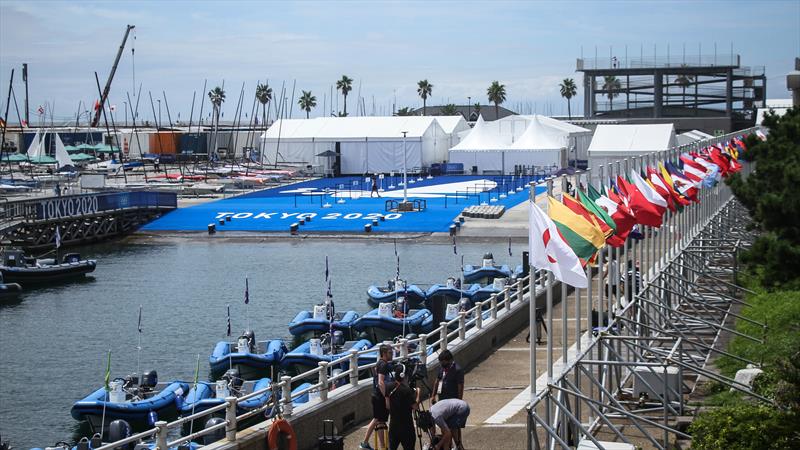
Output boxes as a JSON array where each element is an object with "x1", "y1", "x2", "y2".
[
  {"x1": 428, "y1": 398, "x2": 470, "y2": 450},
  {"x1": 361, "y1": 344, "x2": 393, "y2": 450},
  {"x1": 371, "y1": 173, "x2": 381, "y2": 198},
  {"x1": 388, "y1": 363, "x2": 421, "y2": 450},
  {"x1": 431, "y1": 350, "x2": 464, "y2": 403}
]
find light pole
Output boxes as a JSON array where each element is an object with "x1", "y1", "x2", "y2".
[
  {"x1": 402, "y1": 131, "x2": 408, "y2": 203},
  {"x1": 157, "y1": 99, "x2": 161, "y2": 127},
  {"x1": 467, "y1": 96, "x2": 471, "y2": 117}
]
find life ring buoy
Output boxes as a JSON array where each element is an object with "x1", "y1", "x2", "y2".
[{"x1": 267, "y1": 418, "x2": 297, "y2": 450}]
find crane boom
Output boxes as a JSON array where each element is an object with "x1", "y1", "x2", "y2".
[{"x1": 91, "y1": 24, "x2": 135, "y2": 128}]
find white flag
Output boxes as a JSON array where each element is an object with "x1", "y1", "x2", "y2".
[{"x1": 528, "y1": 200, "x2": 587, "y2": 288}]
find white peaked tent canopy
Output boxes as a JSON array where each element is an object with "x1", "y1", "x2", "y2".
[
  {"x1": 588, "y1": 124, "x2": 677, "y2": 169},
  {"x1": 259, "y1": 116, "x2": 455, "y2": 174},
  {"x1": 676, "y1": 129, "x2": 714, "y2": 146},
  {"x1": 449, "y1": 115, "x2": 576, "y2": 174}
]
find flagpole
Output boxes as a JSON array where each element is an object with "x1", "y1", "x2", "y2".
[
  {"x1": 544, "y1": 177, "x2": 554, "y2": 435},
  {"x1": 227, "y1": 304, "x2": 233, "y2": 371},
  {"x1": 245, "y1": 276, "x2": 250, "y2": 332},
  {"x1": 101, "y1": 349, "x2": 111, "y2": 440},
  {"x1": 559, "y1": 175, "x2": 569, "y2": 367},
  {"x1": 136, "y1": 305, "x2": 142, "y2": 381},
  {"x1": 188, "y1": 353, "x2": 200, "y2": 437}
]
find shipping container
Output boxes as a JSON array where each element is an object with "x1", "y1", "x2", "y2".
[
  {"x1": 180, "y1": 133, "x2": 209, "y2": 155},
  {"x1": 148, "y1": 132, "x2": 181, "y2": 154}
]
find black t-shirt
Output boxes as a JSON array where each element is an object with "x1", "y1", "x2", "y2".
[
  {"x1": 437, "y1": 362, "x2": 464, "y2": 400},
  {"x1": 388, "y1": 383, "x2": 416, "y2": 431},
  {"x1": 373, "y1": 359, "x2": 392, "y2": 397}
]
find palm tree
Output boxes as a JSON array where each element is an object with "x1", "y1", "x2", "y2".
[
  {"x1": 298, "y1": 90, "x2": 317, "y2": 119},
  {"x1": 336, "y1": 75, "x2": 353, "y2": 116},
  {"x1": 440, "y1": 104, "x2": 458, "y2": 116},
  {"x1": 487, "y1": 81, "x2": 506, "y2": 120},
  {"x1": 255, "y1": 83, "x2": 273, "y2": 126},
  {"x1": 602, "y1": 76, "x2": 621, "y2": 111},
  {"x1": 417, "y1": 80, "x2": 433, "y2": 115},
  {"x1": 394, "y1": 107, "x2": 413, "y2": 116},
  {"x1": 208, "y1": 86, "x2": 225, "y2": 158},
  {"x1": 559, "y1": 78, "x2": 578, "y2": 119}
]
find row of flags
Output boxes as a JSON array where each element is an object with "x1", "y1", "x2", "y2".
[{"x1": 529, "y1": 134, "x2": 753, "y2": 289}]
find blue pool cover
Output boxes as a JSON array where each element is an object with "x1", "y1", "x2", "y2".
[{"x1": 143, "y1": 175, "x2": 546, "y2": 233}]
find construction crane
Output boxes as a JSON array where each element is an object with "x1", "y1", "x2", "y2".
[{"x1": 91, "y1": 24, "x2": 135, "y2": 128}]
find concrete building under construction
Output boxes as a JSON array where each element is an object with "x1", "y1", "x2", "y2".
[{"x1": 577, "y1": 51, "x2": 766, "y2": 133}]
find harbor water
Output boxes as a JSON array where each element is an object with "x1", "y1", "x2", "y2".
[{"x1": 0, "y1": 237, "x2": 525, "y2": 448}]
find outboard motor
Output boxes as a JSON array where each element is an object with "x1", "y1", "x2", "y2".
[
  {"x1": 124, "y1": 373, "x2": 139, "y2": 389},
  {"x1": 332, "y1": 330, "x2": 345, "y2": 347},
  {"x1": 63, "y1": 253, "x2": 81, "y2": 264},
  {"x1": 140, "y1": 370, "x2": 158, "y2": 391},
  {"x1": 405, "y1": 333, "x2": 419, "y2": 352},
  {"x1": 387, "y1": 279, "x2": 395, "y2": 290},
  {"x1": 107, "y1": 420, "x2": 134, "y2": 449},
  {"x1": 90, "y1": 434, "x2": 102, "y2": 449},
  {"x1": 482, "y1": 252, "x2": 495, "y2": 268},
  {"x1": 242, "y1": 330, "x2": 256, "y2": 352},
  {"x1": 223, "y1": 368, "x2": 243, "y2": 393},
  {"x1": 445, "y1": 277, "x2": 456, "y2": 289},
  {"x1": 202, "y1": 417, "x2": 226, "y2": 444}
]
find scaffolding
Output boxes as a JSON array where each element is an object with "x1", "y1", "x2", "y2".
[{"x1": 526, "y1": 127, "x2": 768, "y2": 449}]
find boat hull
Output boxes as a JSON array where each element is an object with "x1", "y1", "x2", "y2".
[
  {"x1": 1, "y1": 260, "x2": 96, "y2": 285},
  {"x1": 366, "y1": 285, "x2": 427, "y2": 309},
  {"x1": 209, "y1": 339, "x2": 287, "y2": 379},
  {"x1": 281, "y1": 339, "x2": 373, "y2": 378},
  {"x1": 70, "y1": 381, "x2": 188, "y2": 430},
  {"x1": 463, "y1": 264, "x2": 513, "y2": 284},
  {"x1": 353, "y1": 308, "x2": 434, "y2": 343},
  {"x1": 287, "y1": 310, "x2": 360, "y2": 341}
]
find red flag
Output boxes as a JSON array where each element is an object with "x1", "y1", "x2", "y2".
[
  {"x1": 618, "y1": 176, "x2": 663, "y2": 227},
  {"x1": 646, "y1": 167, "x2": 676, "y2": 212},
  {"x1": 94, "y1": 100, "x2": 101, "y2": 111},
  {"x1": 599, "y1": 190, "x2": 636, "y2": 242}
]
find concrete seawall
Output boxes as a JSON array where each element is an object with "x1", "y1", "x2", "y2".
[{"x1": 205, "y1": 278, "x2": 564, "y2": 450}]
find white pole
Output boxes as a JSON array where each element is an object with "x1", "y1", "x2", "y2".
[{"x1": 401, "y1": 131, "x2": 408, "y2": 203}]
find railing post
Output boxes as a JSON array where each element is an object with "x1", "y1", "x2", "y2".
[
  {"x1": 516, "y1": 278, "x2": 524, "y2": 303},
  {"x1": 281, "y1": 376, "x2": 293, "y2": 417},
  {"x1": 458, "y1": 312, "x2": 466, "y2": 341},
  {"x1": 154, "y1": 421, "x2": 168, "y2": 450},
  {"x1": 399, "y1": 338, "x2": 409, "y2": 360},
  {"x1": 490, "y1": 294, "x2": 498, "y2": 319},
  {"x1": 225, "y1": 396, "x2": 237, "y2": 441},
  {"x1": 439, "y1": 322, "x2": 448, "y2": 351},
  {"x1": 318, "y1": 361, "x2": 329, "y2": 402},
  {"x1": 475, "y1": 302, "x2": 483, "y2": 329},
  {"x1": 418, "y1": 334, "x2": 428, "y2": 365},
  {"x1": 349, "y1": 349, "x2": 359, "y2": 387}
]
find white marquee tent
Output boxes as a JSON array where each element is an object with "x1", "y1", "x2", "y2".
[
  {"x1": 587, "y1": 124, "x2": 677, "y2": 169},
  {"x1": 675, "y1": 129, "x2": 714, "y2": 146},
  {"x1": 448, "y1": 115, "x2": 589, "y2": 174},
  {"x1": 260, "y1": 116, "x2": 459, "y2": 174}
]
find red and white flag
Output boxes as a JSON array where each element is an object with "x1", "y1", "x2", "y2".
[{"x1": 529, "y1": 200, "x2": 587, "y2": 288}]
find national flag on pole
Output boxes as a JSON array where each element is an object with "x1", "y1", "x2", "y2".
[
  {"x1": 37, "y1": 105, "x2": 45, "y2": 115},
  {"x1": 104, "y1": 350, "x2": 111, "y2": 391},
  {"x1": 226, "y1": 304, "x2": 231, "y2": 337},
  {"x1": 679, "y1": 155, "x2": 708, "y2": 185},
  {"x1": 528, "y1": 200, "x2": 588, "y2": 288},
  {"x1": 325, "y1": 256, "x2": 330, "y2": 282},
  {"x1": 592, "y1": 188, "x2": 636, "y2": 243},
  {"x1": 562, "y1": 192, "x2": 614, "y2": 240},
  {"x1": 577, "y1": 189, "x2": 624, "y2": 247},
  {"x1": 137, "y1": 305, "x2": 142, "y2": 333},
  {"x1": 657, "y1": 163, "x2": 691, "y2": 207},
  {"x1": 55, "y1": 225, "x2": 61, "y2": 249},
  {"x1": 396, "y1": 255, "x2": 400, "y2": 279},
  {"x1": 508, "y1": 237, "x2": 512, "y2": 257},
  {"x1": 665, "y1": 161, "x2": 699, "y2": 202},
  {"x1": 547, "y1": 196, "x2": 605, "y2": 264},
  {"x1": 244, "y1": 277, "x2": 249, "y2": 304},
  {"x1": 393, "y1": 239, "x2": 398, "y2": 257},
  {"x1": 631, "y1": 170, "x2": 668, "y2": 214},
  {"x1": 452, "y1": 236, "x2": 457, "y2": 255},
  {"x1": 618, "y1": 175, "x2": 663, "y2": 228}
]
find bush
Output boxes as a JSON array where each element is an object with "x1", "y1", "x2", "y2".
[{"x1": 688, "y1": 404, "x2": 799, "y2": 450}]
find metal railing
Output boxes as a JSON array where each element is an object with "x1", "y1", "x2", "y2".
[{"x1": 95, "y1": 265, "x2": 544, "y2": 450}]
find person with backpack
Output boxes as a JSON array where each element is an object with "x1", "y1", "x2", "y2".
[{"x1": 387, "y1": 363, "x2": 421, "y2": 450}]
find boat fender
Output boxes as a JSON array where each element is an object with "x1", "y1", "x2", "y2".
[
  {"x1": 174, "y1": 394, "x2": 184, "y2": 410},
  {"x1": 267, "y1": 418, "x2": 297, "y2": 450},
  {"x1": 147, "y1": 411, "x2": 158, "y2": 427}
]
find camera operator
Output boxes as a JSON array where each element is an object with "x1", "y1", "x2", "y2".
[
  {"x1": 361, "y1": 344, "x2": 394, "y2": 450},
  {"x1": 388, "y1": 363, "x2": 421, "y2": 450},
  {"x1": 428, "y1": 398, "x2": 470, "y2": 450},
  {"x1": 431, "y1": 350, "x2": 463, "y2": 404}
]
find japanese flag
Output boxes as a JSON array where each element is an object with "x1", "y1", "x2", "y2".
[{"x1": 529, "y1": 200, "x2": 587, "y2": 288}]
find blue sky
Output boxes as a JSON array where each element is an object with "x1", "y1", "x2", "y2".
[{"x1": 1, "y1": 0, "x2": 798, "y2": 124}]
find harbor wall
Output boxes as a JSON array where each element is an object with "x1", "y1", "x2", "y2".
[{"x1": 204, "y1": 279, "x2": 564, "y2": 450}]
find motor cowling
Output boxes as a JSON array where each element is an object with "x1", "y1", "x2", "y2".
[
  {"x1": 107, "y1": 420, "x2": 134, "y2": 449},
  {"x1": 241, "y1": 330, "x2": 256, "y2": 351},
  {"x1": 203, "y1": 417, "x2": 226, "y2": 444},
  {"x1": 332, "y1": 330, "x2": 345, "y2": 347},
  {"x1": 223, "y1": 368, "x2": 243, "y2": 392},
  {"x1": 141, "y1": 370, "x2": 158, "y2": 389}
]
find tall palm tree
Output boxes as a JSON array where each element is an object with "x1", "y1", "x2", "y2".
[
  {"x1": 298, "y1": 90, "x2": 317, "y2": 119},
  {"x1": 336, "y1": 75, "x2": 353, "y2": 116},
  {"x1": 487, "y1": 81, "x2": 506, "y2": 120},
  {"x1": 602, "y1": 76, "x2": 621, "y2": 111},
  {"x1": 208, "y1": 86, "x2": 225, "y2": 158},
  {"x1": 417, "y1": 80, "x2": 433, "y2": 115},
  {"x1": 255, "y1": 83, "x2": 273, "y2": 126},
  {"x1": 559, "y1": 78, "x2": 578, "y2": 119}
]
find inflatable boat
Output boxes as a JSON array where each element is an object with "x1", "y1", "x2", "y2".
[
  {"x1": 353, "y1": 303, "x2": 434, "y2": 343},
  {"x1": 1, "y1": 249, "x2": 96, "y2": 285},
  {"x1": 280, "y1": 336, "x2": 373, "y2": 377},
  {"x1": 180, "y1": 372, "x2": 274, "y2": 416},
  {"x1": 209, "y1": 331, "x2": 287, "y2": 379},
  {"x1": 0, "y1": 273, "x2": 22, "y2": 297},
  {"x1": 70, "y1": 370, "x2": 188, "y2": 430},
  {"x1": 462, "y1": 253, "x2": 513, "y2": 284},
  {"x1": 288, "y1": 304, "x2": 360, "y2": 342},
  {"x1": 471, "y1": 278, "x2": 511, "y2": 303},
  {"x1": 425, "y1": 277, "x2": 481, "y2": 306},
  {"x1": 366, "y1": 279, "x2": 427, "y2": 309}
]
